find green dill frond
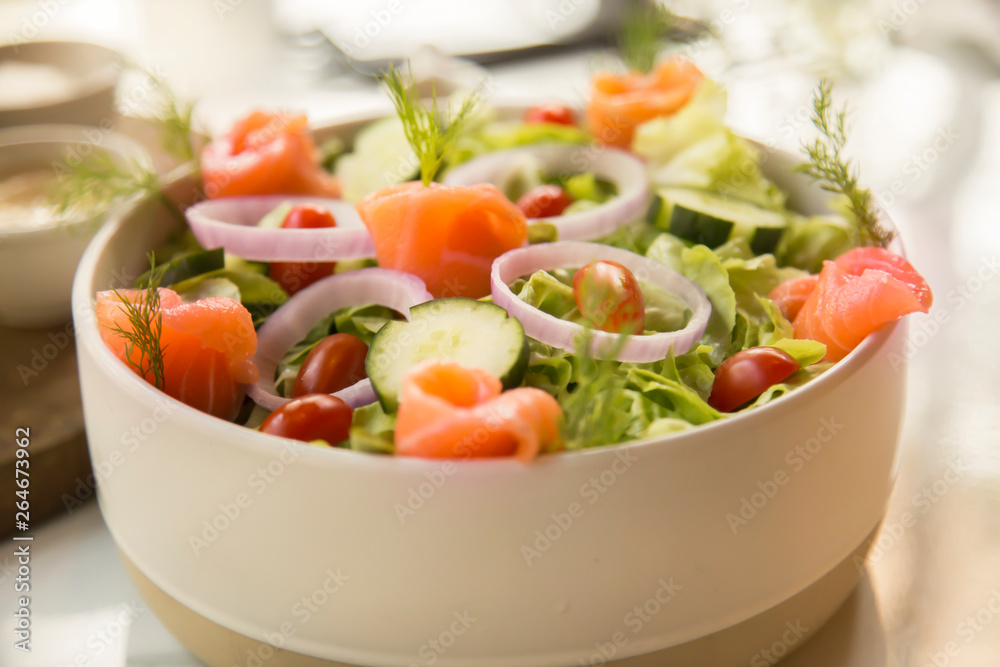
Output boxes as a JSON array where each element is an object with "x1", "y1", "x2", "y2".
[
  {"x1": 794, "y1": 79, "x2": 894, "y2": 249},
  {"x1": 139, "y1": 67, "x2": 197, "y2": 166},
  {"x1": 106, "y1": 254, "x2": 167, "y2": 390},
  {"x1": 559, "y1": 329, "x2": 632, "y2": 450},
  {"x1": 48, "y1": 151, "x2": 160, "y2": 217},
  {"x1": 618, "y1": 0, "x2": 675, "y2": 73},
  {"x1": 379, "y1": 63, "x2": 481, "y2": 186}
]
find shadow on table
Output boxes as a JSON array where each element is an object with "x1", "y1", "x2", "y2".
[{"x1": 781, "y1": 575, "x2": 887, "y2": 667}]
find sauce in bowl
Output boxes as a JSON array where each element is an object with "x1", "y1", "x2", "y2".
[{"x1": 0, "y1": 169, "x2": 66, "y2": 231}]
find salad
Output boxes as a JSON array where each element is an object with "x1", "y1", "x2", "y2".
[{"x1": 89, "y1": 54, "x2": 932, "y2": 462}]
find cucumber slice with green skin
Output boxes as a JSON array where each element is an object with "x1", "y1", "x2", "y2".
[
  {"x1": 648, "y1": 188, "x2": 787, "y2": 255},
  {"x1": 366, "y1": 298, "x2": 529, "y2": 413},
  {"x1": 136, "y1": 248, "x2": 225, "y2": 288}
]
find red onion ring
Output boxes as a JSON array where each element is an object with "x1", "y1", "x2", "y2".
[
  {"x1": 442, "y1": 143, "x2": 649, "y2": 241},
  {"x1": 248, "y1": 268, "x2": 433, "y2": 411},
  {"x1": 185, "y1": 195, "x2": 375, "y2": 261},
  {"x1": 491, "y1": 242, "x2": 711, "y2": 361}
]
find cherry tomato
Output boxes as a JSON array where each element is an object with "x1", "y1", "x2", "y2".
[
  {"x1": 708, "y1": 347, "x2": 799, "y2": 413},
  {"x1": 292, "y1": 334, "x2": 369, "y2": 398},
  {"x1": 523, "y1": 104, "x2": 577, "y2": 126},
  {"x1": 259, "y1": 394, "x2": 353, "y2": 444},
  {"x1": 282, "y1": 204, "x2": 337, "y2": 229},
  {"x1": 268, "y1": 204, "x2": 338, "y2": 295},
  {"x1": 516, "y1": 185, "x2": 573, "y2": 219},
  {"x1": 573, "y1": 260, "x2": 645, "y2": 333}
]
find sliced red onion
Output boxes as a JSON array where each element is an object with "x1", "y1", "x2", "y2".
[
  {"x1": 443, "y1": 143, "x2": 649, "y2": 241},
  {"x1": 185, "y1": 195, "x2": 375, "y2": 261},
  {"x1": 491, "y1": 242, "x2": 711, "y2": 361},
  {"x1": 248, "y1": 268, "x2": 433, "y2": 411}
]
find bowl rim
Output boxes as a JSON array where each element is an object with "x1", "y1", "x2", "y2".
[
  {"x1": 0, "y1": 123, "x2": 152, "y2": 235},
  {"x1": 72, "y1": 109, "x2": 906, "y2": 472},
  {"x1": 0, "y1": 40, "x2": 121, "y2": 111}
]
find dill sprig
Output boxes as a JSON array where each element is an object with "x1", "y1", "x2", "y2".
[
  {"x1": 379, "y1": 63, "x2": 481, "y2": 186},
  {"x1": 143, "y1": 68, "x2": 197, "y2": 165},
  {"x1": 618, "y1": 0, "x2": 675, "y2": 73},
  {"x1": 560, "y1": 330, "x2": 632, "y2": 450},
  {"x1": 105, "y1": 255, "x2": 167, "y2": 390},
  {"x1": 48, "y1": 151, "x2": 160, "y2": 216},
  {"x1": 795, "y1": 79, "x2": 894, "y2": 249},
  {"x1": 47, "y1": 66, "x2": 194, "y2": 221}
]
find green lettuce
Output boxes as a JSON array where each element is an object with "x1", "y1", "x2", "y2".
[
  {"x1": 333, "y1": 304, "x2": 397, "y2": 345},
  {"x1": 632, "y1": 80, "x2": 786, "y2": 211},
  {"x1": 770, "y1": 338, "x2": 827, "y2": 368},
  {"x1": 644, "y1": 235, "x2": 816, "y2": 363},
  {"x1": 777, "y1": 213, "x2": 855, "y2": 273},
  {"x1": 171, "y1": 268, "x2": 287, "y2": 306},
  {"x1": 512, "y1": 267, "x2": 689, "y2": 334},
  {"x1": 450, "y1": 120, "x2": 590, "y2": 168},
  {"x1": 347, "y1": 402, "x2": 396, "y2": 454},
  {"x1": 743, "y1": 363, "x2": 834, "y2": 409}
]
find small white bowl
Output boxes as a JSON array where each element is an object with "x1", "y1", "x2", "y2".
[
  {"x1": 73, "y1": 111, "x2": 908, "y2": 666},
  {"x1": 0, "y1": 40, "x2": 120, "y2": 128},
  {"x1": 0, "y1": 124, "x2": 150, "y2": 329}
]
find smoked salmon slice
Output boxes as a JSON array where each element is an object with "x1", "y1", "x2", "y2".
[
  {"x1": 793, "y1": 261, "x2": 929, "y2": 362},
  {"x1": 769, "y1": 274, "x2": 819, "y2": 321},
  {"x1": 97, "y1": 288, "x2": 259, "y2": 420},
  {"x1": 395, "y1": 359, "x2": 562, "y2": 461},
  {"x1": 355, "y1": 182, "x2": 528, "y2": 299},
  {"x1": 201, "y1": 110, "x2": 340, "y2": 199},
  {"x1": 834, "y1": 246, "x2": 933, "y2": 310},
  {"x1": 586, "y1": 57, "x2": 704, "y2": 149}
]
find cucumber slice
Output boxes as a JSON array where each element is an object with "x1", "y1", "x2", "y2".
[
  {"x1": 136, "y1": 248, "x2": 225, "y2": 288},
  {"x1": 648, "y1": 188, "x2": 787, "y2": 255},
  {"x1": 366, "y1": 298, "x2": 529, "y2": 413}
]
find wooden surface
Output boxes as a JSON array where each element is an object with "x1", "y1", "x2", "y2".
[{"x1": 0, "y1": 320, "x2": 91, "y2": 536}]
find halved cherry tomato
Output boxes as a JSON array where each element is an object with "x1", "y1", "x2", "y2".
[
  {"x1": 573, "y1": 260, "x2": 645, "y2": 334},
  {"x1": 282, "y1": 203, "x2": 337, "y2": 229},
  {"x1": 708, "y1": 347, "x2": 799, "y2": 413},
  {"x1": 259, "y1": 394, "x2": 353, "y2": 444},
  {"x1": 268, "y1": 204, "x2": 338, "y2": 295},
  {"x1": 524, "y1": 104, "x2": 577, "y2": 126},
  {"x1": 516, "y1": 185, "x2": 573, "y2": 219},
  {"x1": 292, "y1": 333, "x2": 369, "y2": 398}
]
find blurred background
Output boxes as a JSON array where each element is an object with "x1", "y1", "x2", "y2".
[{"x1": 2, "y1": 0, "x2": 1000, "y2": 665}]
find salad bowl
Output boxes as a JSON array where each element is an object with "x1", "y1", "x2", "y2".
[{"x1": 72, "y1": 109, "x2": 907, "y2": 666}]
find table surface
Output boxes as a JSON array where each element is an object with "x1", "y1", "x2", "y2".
[{"x1": 2, "y1": 1, "x2": 1000, "y2": 665}]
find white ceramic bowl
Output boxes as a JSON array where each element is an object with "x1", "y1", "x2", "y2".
[
  {"x1": 0, "y1": 41, "x2": 120, "y2": 128},
  {"x1": 72, "y1": 114, "x2": 907, "y2": 666},
  {"x1": 0, "y1": 124, "x2": 151, "y2": 329}
]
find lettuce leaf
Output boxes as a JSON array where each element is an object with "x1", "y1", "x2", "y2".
[
  {"x1": 450, "y1": 120, "x2": 591, "y2": 168},
  {"x1": 333, "y1": 304, "x2": 397, "y2": 345},
  {"x1": 512, "y1": 269, "x2": 578, "y2": 320},
  {"x1": 596, "y1": 220, "x2": 667, "y2": 256},
  {"x1": 632, "y1": 81, "x2": 786, "y2": 211},
  {"x1": 171, "y1": 268, "x2": 287, "y2": 309},
  {"x1": 724, "y1": 253, "x2": 805, "y2": 320},
  {"x1": 770, "y1": 338, "x2": 827, "y2": 367},
  {"x1": 680, "y1": 244, "x2": 736, "y2": 364},
  {"x1": 624, "y1": 367, "x2": 723, "y2": 425},
  {"x1": 743, "y1": 363, "x2": 834, "y2": 409},
  {"x1": 776, "y1": 213, "x2": 854, "y2": 273},
  {"x1": 347, "y1": 402, "x2": 396, "y2": 454}
]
